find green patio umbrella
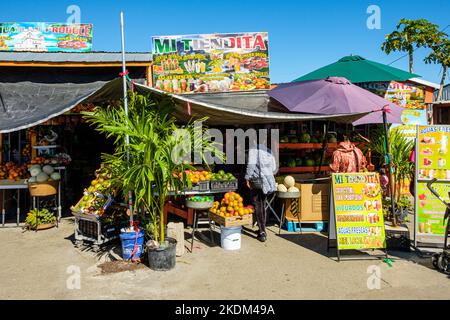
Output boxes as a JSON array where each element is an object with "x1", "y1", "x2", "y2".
[{"x1": 293, "y1": 55, "x2": 420, "y2": 83}]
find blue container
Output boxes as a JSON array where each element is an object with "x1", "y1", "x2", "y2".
[{"x1": 119, "y1": 229, "x2": 145, "y2": 261}]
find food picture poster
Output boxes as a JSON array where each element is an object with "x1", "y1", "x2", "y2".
[
  {"x1": 417, "y1": 125, "x2": 450, "y2": 180},
  {"x1": 417, "y1": 182, "x2": 450, "y2": 236},
  {"x1": 152, "y1": 32, "x2": 270, "y2": 93},
  {"x1": 0, "y1": 22, "x2": 93, "y2": 52},
  {"x1": 331, "y1": 173, "x2": 386, "y2": 250}
]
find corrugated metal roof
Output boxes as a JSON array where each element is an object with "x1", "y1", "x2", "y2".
[
  {"x1": 434, "y1": 83, "x2": 450, "y2": 104},
  {"x1": 0, "y1": 51, "x2": 152, "y2": 63},
  {"x1": 409, "y1": 77, "x2": 439, "y2": 89}
]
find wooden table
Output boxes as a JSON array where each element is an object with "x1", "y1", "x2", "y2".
[{"x1": 0, "y1": 179, "x2": 28, "y2": 227}]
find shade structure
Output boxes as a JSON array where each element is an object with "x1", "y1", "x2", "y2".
[
  {"x1": 268, "y1": 76, "x2": 404, "y2": 125},
  {"x1": 293, "y1": 55, "x2": 420, "y2": 83}
]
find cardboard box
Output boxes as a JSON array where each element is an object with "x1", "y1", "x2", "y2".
[{"x1": 285, "y1": 182, "x2": 330, "y2": 222}]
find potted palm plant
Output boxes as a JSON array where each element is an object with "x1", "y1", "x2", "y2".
[
  {"x1": 364, "y1": 127, "x2": 414, "y2": 223},
  {"x1": 84, "y1": 93, "x2": 222, "y2": 270}
]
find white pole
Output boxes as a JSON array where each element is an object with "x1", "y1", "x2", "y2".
[{"x1": 120, "y1": 11, "x2": 133, "y2": 226}]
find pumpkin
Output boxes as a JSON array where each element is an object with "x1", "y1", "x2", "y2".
[
  {"x1": 50, "y1": 172, "x2": 61, "y2": 181},
  {"x1": 284, "y1": 176, "x2": 295, "y2": 188},
  {"x1": 277, "y1": 184, "x2": 288, "y2": 192},
  {"x1": 36, "y1": 172, "x2": 49, "y2": 183},
  {"x1": 42, "y1": 165, "x2": 55, "y2": 175}
]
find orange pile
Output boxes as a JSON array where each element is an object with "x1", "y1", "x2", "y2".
[
  {"x1": 0, "y1": 162, "x2": 28, "y2": 181},
  {"x1": 185, "y1": 170, "x2": 212, "y2": 184},
  {"x1": 210, "y1": 192, "x2": 254, "y2": 217},
  {"x1": 30, "y1": 157, "x2": 46, "y2": 165}
]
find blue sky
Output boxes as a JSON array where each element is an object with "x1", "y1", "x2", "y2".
[{"x1": 2, "y1": 0, "x2": 450, "y2": 84}]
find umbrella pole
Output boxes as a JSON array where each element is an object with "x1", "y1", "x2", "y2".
[
  {"x1": 318, "y1": 121, "x2": 329, "y2": 175},
  {"x1": 383, "y1": 110, "x2": 397, "y2": 226},
  {"x1": 120, "y1": 11, "x2": 134, "y2": 226}
]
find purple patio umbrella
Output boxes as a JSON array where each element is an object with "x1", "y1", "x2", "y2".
[
  {"x1": 268, "y1": 76, "x2": 404, "y2": 125},
  {"x1": 269, "y1": 76, "x2": 404, "y2": 225}
]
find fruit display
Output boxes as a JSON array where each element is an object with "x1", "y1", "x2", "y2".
[
  {"x1": 30, "y1": 157, "x2": 46, "y2": 165},
  {"x1": 29, "y1": 153, "x2": 71, "y2": 166},
  {"x1": 209, "y1": 192, "x2": 254, "y2": 218},
  {"x1": 25, "y1": 208, "x2": 56, "y2": 229},
  {"x1": 71, "y1": 166, "x2": 114, "y2": 216},
  {"x1": 276, "y1": 176, "x2": 300, "y2": 194},
  {"x1": 187, "y1": 195, "x2": 214, "y2": 202},
  {"x1": 210, "y1": 170, "x2": 236, "y2": 181},
  {"x1": 182, "y1": 170, "x2": 212, "y2": 184},
  {"x1": 22, "y1": 144, "x2": 31, "y2": 158},
  {"x1": 27, "y1": 164, "x2": 60, "y2": 183},
  {"x1": 0, "y1": 162, "x2": 29, "y2": 181}
]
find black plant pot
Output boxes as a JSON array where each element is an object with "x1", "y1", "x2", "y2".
[{"x1": 147, "y1": 237, "x2": 177, "y2": 271}]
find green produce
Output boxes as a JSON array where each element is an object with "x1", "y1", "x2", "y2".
[
  {"x1": 295, "y1": 158, "x2": 303, "y2": 166},
  {"x1": 25, "y1": 208, "x2": 56, "y2": 229},
  {"x1": 305, "y1": 159, "x2": 315, "y2": 166},
  {"x1": 188, "y1": 196, "x2": 214, "y2": 202},
  {"x1": 300, "y1": 133, "x2": 311, "y2": 143},
  {"x1": 288, "y1": 159, "x2": 297, "y2": 168},
  {"x1": 328, "y1": 134, "x2": 337, "y2": 143}
]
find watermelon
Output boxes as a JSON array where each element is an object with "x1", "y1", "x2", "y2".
[{"x1": 300, "y1": 133, "x2": 311, "y2": 143}]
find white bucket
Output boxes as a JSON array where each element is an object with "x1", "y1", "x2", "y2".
[{"x1": 220, "y1": 226, "x2": 242, "y2": 251}]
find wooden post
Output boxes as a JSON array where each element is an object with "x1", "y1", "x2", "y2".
[
  {"x1": 30, "y1": 130, "x2": 37, "y2": 159},
  {"x1": 0, "y1": 133, "x2": 3, "y2": 164}
]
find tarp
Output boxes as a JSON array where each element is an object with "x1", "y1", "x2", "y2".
[
  {"x1": 133, "y1": 82, "x2": 370, "y2": 125},
  {"x1": 0, "y1": 78, "x2": 370, "y2": 133}
]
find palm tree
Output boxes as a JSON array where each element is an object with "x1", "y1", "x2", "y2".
[
  {"x1": 424, "y1": 37, "x2": 450, "y2": 102},
  {"x1": 381, "y1": 19, "x2": 445, "y2": 73},
  {"x1": 84, "y1": 93, "x2": 223, "y2": 245}
]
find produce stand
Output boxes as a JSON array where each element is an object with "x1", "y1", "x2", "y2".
[
  {"x1": 164, "y1": 185, "x2": 238, "y2": 226},
  {"x1": 0, "y1": 179, "x2": 28, "y2": 227}
]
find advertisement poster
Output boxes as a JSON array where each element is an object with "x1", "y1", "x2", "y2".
[
  {"x1": 151, "y1": 32, "x2": 270, "y2": 93},
  {"x1": 0, "y1": 22, "x2": 93, "y2": 52},
  {"x1": 331, "y1": 172, "x2": 386, "y2": 250},
  {"x1": 360, "y1": 81, "x2": 428, "y2": 141},
  {"x1": 417, "y1": 125, "x2": 450, "y2": 180},
  {"x1": 416, "y1": 125, "x2": 450, "y2": 242},
  {"x1": 416, "y1": 182, "x2": 450, "y2": 236}
]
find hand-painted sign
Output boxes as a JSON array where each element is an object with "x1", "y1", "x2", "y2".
[
  {"x1": 0, "y1": 22, "x2": 93, "y2": 52},
  {"x1": 330, "y1": 172, "x2": 386, "y2": 250},
  {"x1": 151, "y1": 32, "x2": 270, "y2": 93}
]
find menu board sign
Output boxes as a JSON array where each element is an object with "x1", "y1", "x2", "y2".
[
  {"x1": 0, "y1": 22, "x2": 93, "y2": 52},
  {"x1": 330, "y1": 172, "x2": 386, "y2": 250},
  {"x1": 415, "y1": 125, "x2": 450, "y2": 242},
  {"x1": 417, "y1": 125, "x2": 450, "y2": 180},
  {"x1": 151, "y1": 32, "x2": 270, "y2": 93}
]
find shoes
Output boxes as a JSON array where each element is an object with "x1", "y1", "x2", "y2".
[{"x1": 257, "y1": 233, "x2": 267, "y2": 242}]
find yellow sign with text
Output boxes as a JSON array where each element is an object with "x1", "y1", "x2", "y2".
[{"x1": 331, "y1": 172, "x2": 386, "y2": 250}]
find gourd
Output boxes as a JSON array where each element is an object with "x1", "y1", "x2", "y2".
[
  {"x1": 36, "y1": 172, "x2": 49, "y2": 183},
  {"x1": 50, "y1": 172, "x2": 61, "y2": 181},
  {"x1": 42, "y1": 165, "x2": 55, "y2": 175},
  {"x1": 277, "y1": 184, "x2": 288, "y2": 192},
  {"x1": 284, "y1": 176, "x2": 295, "y2": 188},
  {"x1": 29, "y1": 167, "x2": 42, "y2": 177},
  {"x1": 287, "y1": 186, "x2": 300, "y2": 193}
]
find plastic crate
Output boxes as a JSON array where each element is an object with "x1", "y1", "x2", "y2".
[
  {"x1": 284, "y1": 220, "x2": 327, "y2": 232},
  {"x1": 210, "y1": 180, "x2": 238, "y2": 191}
]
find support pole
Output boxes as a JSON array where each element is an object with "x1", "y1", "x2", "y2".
[
  {"x1": 120, "y1": 11, "x2": 133, "y2": 226},
  {"x1": 383, "y1": 109, "x2": 397, "y2": 226}
]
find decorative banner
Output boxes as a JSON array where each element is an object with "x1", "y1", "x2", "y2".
[
  {"x1": 330, "y1": 172, "x2": 386, "y2": 250},
  {"x1": 0, "y1": 22, "x2": 93, "y2": 52},
  {"x1": 151, "y1": 32, "x2": 270, "y2": 93},
  {"x1": 415, "y1": 125, "x2": 450, "y2": 243}
]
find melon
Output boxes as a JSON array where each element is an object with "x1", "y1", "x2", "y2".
[
  {"x1": 284, "y1": 175, "x2": 295, "y2": 188},
  {"x1": 277, "y1": 184, "x2": 288, "y2": 192},
  {"x1": 28, "y1": 176, "x2": 37, "y2": 183},
  {"x1": 29, "y1": 167, "x2": 42, "y2": 177},
  {"x1": 287, "y1": 186, "x2": 299, "y2": 193},
  {"x1": 42, "y1": 165, "x2": 55, "y2": 175},
  {"x1": 36, "y1": 172, "x2": 49, "y2": 183},
  {"x1": 50, "y1": 172, "x2": 61, "y2": 181}
]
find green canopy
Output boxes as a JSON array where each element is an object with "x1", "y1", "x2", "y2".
[{"x1": 293, "y1": 55, "x2": 420, "y2": 83}]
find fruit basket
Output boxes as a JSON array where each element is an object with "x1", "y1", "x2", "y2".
[
  {"x1": 186, "y1": 195, "x2": 214, "y2": 210},
  {"x1": 209, "y1": 211, "x2": 253, "y2": 227},
  {"x1": 210, "y1": 179, "x2": 238, "y2": 191},
  {"x1": 28, "y1": 180, "x2": 59, "y2": 197}
]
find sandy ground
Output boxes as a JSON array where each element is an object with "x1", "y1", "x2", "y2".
[{"x1": 0, "y1": 218, "x2": 449, "y2": 300}]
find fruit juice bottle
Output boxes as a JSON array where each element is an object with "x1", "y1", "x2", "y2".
[
  {"x1": 163, "y1": 80, "x2": 170, "y2": 92},
  {"x1": 180, "y1": 79, "x2": 187, "y2": 92},
  {"x1": 172, "y1": 79, "x2": 179, "y2": 92},
  {"x1": 200, "y1": 62, "x2": 206, "y2": 73}
]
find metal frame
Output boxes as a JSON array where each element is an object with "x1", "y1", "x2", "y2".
[{"x1": 0, "y1": 180, "x2": 28, "y2": 227}]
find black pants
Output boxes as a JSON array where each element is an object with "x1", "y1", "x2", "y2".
[{"x1": 250, "y1": 188, "x2": 267, "y2": 236}]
